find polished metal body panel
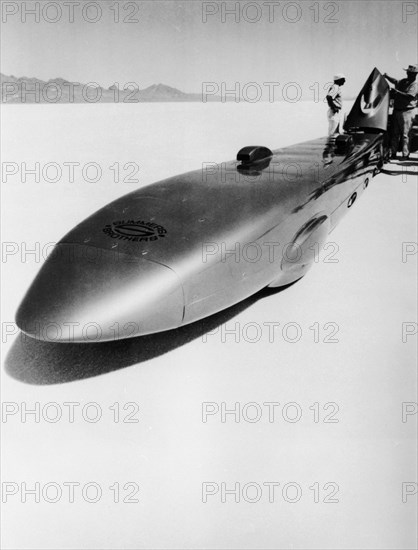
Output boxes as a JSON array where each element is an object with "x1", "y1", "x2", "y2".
[{"x1": 16, "y1": 69, "x2": 390, "y2": 342}]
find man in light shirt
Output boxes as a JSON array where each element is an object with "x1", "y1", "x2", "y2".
[
  {"x1": 384, "y1": 64, "x2": 418, "y2": 159},
  {"x1": 326, "y1": 73, "x2": 346, "y2": 135}
]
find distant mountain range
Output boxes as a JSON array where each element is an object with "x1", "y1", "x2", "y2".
[
  {"x1": 1, "y1": 74, "x2": 351, "y2": 103},
  {"x1": 0, "y1": 74, "x2": 224, "y2": 103}
]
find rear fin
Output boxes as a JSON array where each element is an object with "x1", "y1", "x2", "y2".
[{"x1": 344, "y1": 68, "x2": 390, "y2": 132}]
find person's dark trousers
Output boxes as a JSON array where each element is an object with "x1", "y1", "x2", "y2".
[{"x1": 390, "y1": 109, "x2": 416, "y2": 157}]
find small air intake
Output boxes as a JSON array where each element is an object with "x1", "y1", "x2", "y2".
[
  {"x1": 335, "y1": 134, "x2": 354, "y2": 155},
  {"x1": 237, "y1": 146, "x2": 273, "y2": 164}
]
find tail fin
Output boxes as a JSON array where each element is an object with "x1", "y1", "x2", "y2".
[{"x1": 344, "y1": 68, "x2": 390, "y2": 132}]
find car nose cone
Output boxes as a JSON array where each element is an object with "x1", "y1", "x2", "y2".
[{"x1": 16, "y1": 243, "x2": 184, "y2": 342}]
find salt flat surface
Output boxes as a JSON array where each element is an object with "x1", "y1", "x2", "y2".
[{"x1": 1, "y1": 102, "x2": 417, "y2": 549}]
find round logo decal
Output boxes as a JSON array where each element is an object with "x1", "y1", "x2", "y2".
[{"x1": 103, "y1": 220, "x2": 167, "y2": 242}]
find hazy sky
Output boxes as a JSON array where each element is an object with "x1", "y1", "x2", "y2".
[{"x1": 1, "y1": 0, "x2": 417, "y2": 97}]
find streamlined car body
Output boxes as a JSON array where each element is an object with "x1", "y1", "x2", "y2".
[{"x1": 16, "y1": 68, "x2": 392, "y2": 342}]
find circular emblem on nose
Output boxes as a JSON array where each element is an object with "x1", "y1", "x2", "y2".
[{"x1": 103, "y1": 220, "x2": 167, "y2": 242}]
